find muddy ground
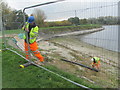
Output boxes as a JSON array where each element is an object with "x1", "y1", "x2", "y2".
[{"x1": 37, "y1": 36, "x2": 118, "y2": 88}]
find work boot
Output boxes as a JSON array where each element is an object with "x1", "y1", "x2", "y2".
[
  {"x1": 34, "y1": 60, "x2": 44, "y2": 66},
  {"x1": 39, "y1": 58, "x2": 44, "y2": 62}
]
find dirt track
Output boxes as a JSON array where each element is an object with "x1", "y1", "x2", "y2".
[{"x1": 37, "y1": 36, "x2": 118, "y2": 88}]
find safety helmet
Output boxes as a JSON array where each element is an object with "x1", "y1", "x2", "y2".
[
  {"x1": 27, "y1": 16, "x2": 35, "y2": 23},
  {"x1": 91, "y1": 58, "x2": 95, "y2": 62},
  {"x1": 91, "y1": 58, "x2": 94, "y2": 61}
]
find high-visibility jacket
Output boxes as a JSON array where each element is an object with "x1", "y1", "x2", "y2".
[
  {"x1": 93, "y1": 57, "x2": 100, "y2": 63},
  {"x1": 22, "y1": 22, "x2": 39, "y2": 44}
]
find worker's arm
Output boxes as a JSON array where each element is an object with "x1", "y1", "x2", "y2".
[
  {"x1": 30, "y1": 26, "x2": 39, "y2": 37},
  {"x1": 22, "y1": 22, "x2": 29, "y2": 31},
  {"x1": 22, "y1": 25, "x2": 25, "y2": 30}
]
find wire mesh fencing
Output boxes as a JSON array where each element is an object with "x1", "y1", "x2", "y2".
[
  {"x1": 2, "y1": 1, "x2": 119, "y2": 88},
  {"x1": 2, "y1": 10, "x2": 24, "y2": 52}
]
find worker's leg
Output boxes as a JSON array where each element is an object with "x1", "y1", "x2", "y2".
[
  {"x1": 30, "y1": 41, "x2": 44, "y2": 62},
  {"x1": 92, "y1": 65, "x2": 95, "y2": 68},
  {"x1": 24, "y1": 42, "x2": 29, "y2": 59},
  {"x1": 91, "y1": 62, "x2": 95, "y2": 68},
  {"x1": 95, "y1": 64, "x2": 99, "y2": 69},
  {"x1": 96, "y1": 61, "x2": 100, "y2": 69}
]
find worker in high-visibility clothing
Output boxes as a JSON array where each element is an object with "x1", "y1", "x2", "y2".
[
  {"x1": 22, "y1": 14, "x2": 44, "y2": 63},
  {"x1": 91, "y1": 57, "x2": 100, "y2": 69}
]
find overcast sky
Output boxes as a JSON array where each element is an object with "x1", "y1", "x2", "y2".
[{"x1": 5, "y1": 0, "x2": 119, "y2": 21}]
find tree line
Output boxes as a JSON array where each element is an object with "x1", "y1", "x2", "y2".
[
  {"x1": 44, "y1": 16, "x2": 119, "y2": 27},
  {"x1": 2, "y1": 2, "x2": 28, "y2": 30}
]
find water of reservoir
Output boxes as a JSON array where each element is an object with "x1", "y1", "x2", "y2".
[{"x1": 80, "y1": 25, "x2": 119, "y2": 52}]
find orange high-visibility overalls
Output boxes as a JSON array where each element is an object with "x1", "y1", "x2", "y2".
[
  {"x1": 92, "y1": 60, "x2": 100, "y2": 69},
  {"x1": 24, "y1": 41, "x2": 44, "y2": 62}
]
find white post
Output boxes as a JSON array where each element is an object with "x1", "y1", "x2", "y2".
[{"x1": 0, "y1": 0, "x2": 2, "y2": 90}]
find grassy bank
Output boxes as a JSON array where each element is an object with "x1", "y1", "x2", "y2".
[
  {"x1": 41, "y1": 24, "x2": 101, "y2": 29},
  {"x1": 2, "y1": 45, "x2": 101, "y2": 88},
  {"x1": 2, "y1": 24, "x2": 102, "y2": 35},
  {"x1": 0, "y1": 38, "x2": 2, "y2": 89},
  {"x1": 39, "y1": 24, "x2": 102, "y2": 34},
  {"x1": 2, "y1": 29, "x2": 22, "y2": 35}
]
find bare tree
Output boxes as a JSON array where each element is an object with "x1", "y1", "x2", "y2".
[{"x1": 33, "y1": 8, "x2": 46, "y2": 27}]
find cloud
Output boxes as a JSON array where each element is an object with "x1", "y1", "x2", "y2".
[
  {"x1": 5, "y1": 0, "x2": 118, "y2": 21},
  {"x1": 5, "y1": 0, "x2": 119, "y2": 10}
]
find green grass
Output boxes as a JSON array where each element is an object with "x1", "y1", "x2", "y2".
[
  {"x1": 40, "y1": 24, "x2": 101, "y2": 29},
  {"x1": 0, "y1": 31, "x2": 2, "y2": 36},
  {"x1": 1, "y1": 24, "x2": 102, "y2": 35},
  {"x1": 0, "y1": 38, "x2": 2, "y2": 89},
  {"x1": 2, "y1": 45, "x2": 101, "y2": 88},
  {"x1": 3, "y1": 29, "x2": 23, "y2": 34},
  {"x1": 0, "y1": 39, "x2": 2, "y2": 45},
  {"x1": 39, "y1": 24, "x2": 102, "y2": 34}
]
